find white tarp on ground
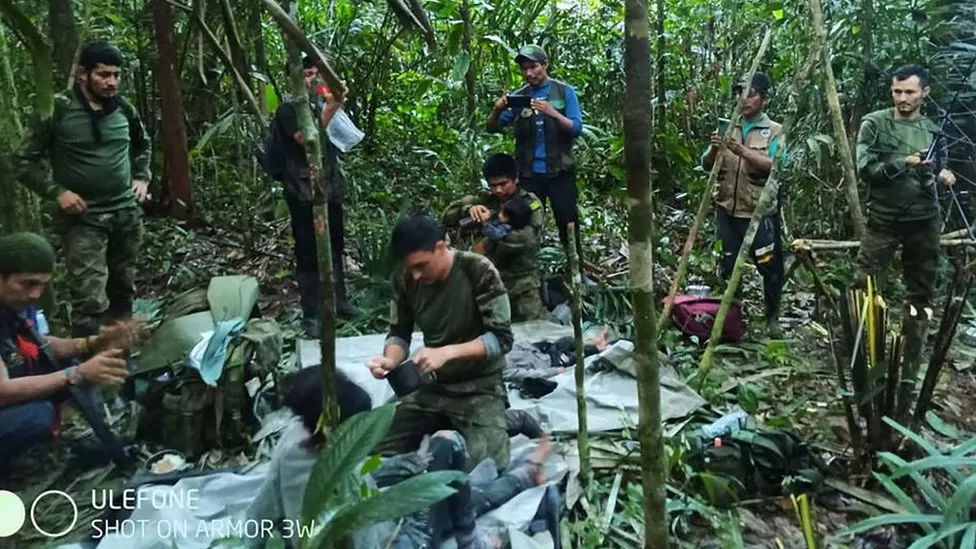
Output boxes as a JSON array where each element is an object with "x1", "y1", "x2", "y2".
[
  {"x1": 298, "y1": 320, "x2": 706, "y2": 434},
  {"x1": 92, "y1": 436, "x2": 564, "y2": 549},
  {"x1": 90, "y1": 321, "x2": 703, "y2": 549}
]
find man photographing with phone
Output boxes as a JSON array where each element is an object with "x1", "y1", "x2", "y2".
[
  {"x1": 487, "y1": 45, "x2": 584, "y2": 271},
  {"x1": 701, "y1": 71, "x2": 787, "y2": 336}
]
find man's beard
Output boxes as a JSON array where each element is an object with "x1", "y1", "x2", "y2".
[{"x1": 87, "y1": 81, "x2": 115, "y2": 101}]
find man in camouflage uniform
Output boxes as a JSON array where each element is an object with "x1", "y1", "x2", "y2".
[
  {"x1": 0, "y1": 232, "x2": 143, "y2": 467},
  {"x1": 15, "y1": 41, "x2": 151, "y2": 337},
  {"x1": 443, "y1": 153, "x2": 546, "y2": 321},
  {"x1": 367, "y1": 215, "x2": 513, "y2": 470},
  {"x1": 855, "y1": 64, "x2": 955, "y2": 309},
  {"x1": 701, "y1": 72, "x2": 787, "y2": 335}
]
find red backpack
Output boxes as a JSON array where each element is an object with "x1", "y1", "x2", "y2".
[{"x1": 669, "y1": 295, "x2": 744, "y2": 343}]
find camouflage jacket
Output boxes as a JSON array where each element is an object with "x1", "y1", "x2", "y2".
[
  {"x1": 442, "y1": 188, "x2": 543, "y2": 288},
  {"x1": 15, "y1": 88, "x2": 151, "y2": 213},
  {"x1": 385, "y1": 251, "x2": 513, "y2": 397}
]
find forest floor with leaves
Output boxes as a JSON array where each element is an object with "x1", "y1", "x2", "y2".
[{"x1": 7, "y1": 212, "x2": 976, "y2": 548}]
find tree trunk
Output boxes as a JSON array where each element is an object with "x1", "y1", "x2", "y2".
[
  {"x1": 278, "y1": 0, "x2": 340, "y2": 432},
  {"x1": 809, "y1": 0, "x2": 867, "y2": 240},
  {"x1": 697, "y1": 50, "x2": 818, "y2": 388},
  {"x1": 651, "y1": 0, "x2": 669, "y2": 199},
  {"x1": 0, "y1": 0, "x2": 55, "y2": 119},
  {"x1": 48, "y1": 0, "x2": 78, "y2": 87},
  {"x1": 565, "y1": 222, "x2": 591, "y2": 486},
  {"x1": 460, "y1": 0, "x2": 475, "y2": 124},
  {"x1": 150, "y1": 0, "x2": 193, "y2": 219},
  {"x1": 624, "y1": 0, "x2": 668, "y2": 546},
  {"x1": 848, "y1": 0, "x2": 874, "y2": 146},
  {"x1": 218, "y1": 0, "x2": 250, "y2": 90},
  {"x1": 656, "y1": 28, "x2": 773, "y2": 331},
  {"x1": 251, "y1": 3, "x2": 269, "y2": 114},
  {"x1": 0, "y1": 25, "x2": 39, "y2": 235}
]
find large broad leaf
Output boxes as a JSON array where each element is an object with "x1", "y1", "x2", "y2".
[
  {"x1": 300, "y1": 404, "x2": 398, "y2": 526},
  {"x1": 207, "y1": 275, "x2": 260, "y2": 322},
  {"x1": 305, "y1": 470, "x2": 465, "y2": 549},
  {"x1": 134, "y1": 311, "x2": 215, "y2": 374},
  {"x1": 451, "y1": 51, "x2": 471, "y2": 83}
]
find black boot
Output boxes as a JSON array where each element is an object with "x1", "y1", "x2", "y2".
[
  {"x1": 332, "y1": 249, "x2": 361, "y2": 319},
  {"x1": 763, "y1": 273, "x2": 784, "y2": 338},
  {"x1": 296, "y1": 271, "x2": 320, "y2": 338}
]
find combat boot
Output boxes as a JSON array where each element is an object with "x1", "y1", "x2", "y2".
[{"x1": 332, "y1": 250, "x2": 362, "y2": 319}]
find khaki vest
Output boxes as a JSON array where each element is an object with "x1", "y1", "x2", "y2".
[{"x1": 713, "y1": 114, "x2": 783, "y2": 218}]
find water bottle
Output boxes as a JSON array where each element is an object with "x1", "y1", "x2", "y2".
[
  {"x1": 35, "y1": 309, "x2": 50, "y2": 335},
  {"x1": 688, "y1": 284, "x2": 710, "y2": 298},
  {"x1": 700, "y1": 410, "x2": 749, "y2": 439}
]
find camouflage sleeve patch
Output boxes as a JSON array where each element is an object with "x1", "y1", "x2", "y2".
[
  {"x1": 14, "y1": 111, "x2": 62, "y2": 201},
  {"x1": 524, "y1": 191, "x2": 545, "y2": 230},
  {"x1": 385, "y1": 270, "x2": 414, "y2": 353},
  {"x1": 464, "y1": 253, "x2": 513, "y2": 356},
  {"x1": 491, "y1": 226, "x2": 537, "y2": 258}
]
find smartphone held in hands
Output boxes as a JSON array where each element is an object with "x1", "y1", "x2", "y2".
[
  {"x1": 716, "y1": 117, "x2": 731, "y2": 135},
  {"x1": 507, "y1": 94, "x2": 532, "y2": 110}
]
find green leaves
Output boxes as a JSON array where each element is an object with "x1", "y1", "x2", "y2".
[
  {"x1": 300, "y1": 404, "x2": 398, "y2": 526},
  {"x1": 832, "y1": 418, "x2": 976, "y2": 549}
]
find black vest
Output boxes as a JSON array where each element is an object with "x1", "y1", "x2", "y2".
[{"x1": 512, "y1": 79, "x2": 576, "y2": 176}]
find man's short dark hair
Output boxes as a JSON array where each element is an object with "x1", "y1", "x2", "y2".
[
  {"x1": 892, "y1": 64, "x2": 931, "y2": 87},
  {"x1": 282, "y1": 367, "x2": 372, "y2": 437},
  {"x1": 733, "y1": 71, "x2": 772, "y2": 98},
  {"x1": 503, "y1": 196, "x2": 532, "y2": 231},
  {"x1": 79, "y1": 41, "x2": 124, "y2": 72},
  {"x1": 482, "y1": 153, "x2": 518, "y2": 182},
  {"x1": 302, "y1": 55, "x2": 316, "y2": 70},
  {"x1": 391, "y1": 215, "x2": 445, "y2": 260}
]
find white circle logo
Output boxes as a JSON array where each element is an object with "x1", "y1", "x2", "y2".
[
  {"x1": 0, "y1": 490, "x2": 26, "y2": 537},
  {"x1": 30, "y1": 490, "x2": 78, "y2": 538}
]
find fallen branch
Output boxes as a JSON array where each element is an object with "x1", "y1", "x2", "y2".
[
  {"x1": 656, "y1": 27, "x2": 774, "y2": 332},
  {"x1": 792, "y1": 237, "x2": 976, "y2": 251},
  {"x1": 258, "y1": 0, "x2": 347, "y2": 99}
]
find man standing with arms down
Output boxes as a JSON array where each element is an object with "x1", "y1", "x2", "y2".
[
  {"x1": 272, "y1": 56, "x2": 359, "y2": 335},
  {"x1": 16, "y1": 41, "x2": 151, "y2": 338},
  {"x1": 854, "y1": 64, "x2": 955, "y2": 310},
  {"x1": 367, "y1": 215, "x2": 513, "y2": 470},
  {"x1": 701, "y1": 72, "x2": 787, "y2": 335},
  {"x1": 443, "y1": 153, "x2": 546, "y2": 321},
  {"x1": 486, "y1": 45, "x2": 584, "y2": 267}
]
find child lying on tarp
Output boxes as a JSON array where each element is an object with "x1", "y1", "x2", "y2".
[
  {"x1": 505, "y1": 326, "x2": 614, "y2": 398},
  {"x1": 245, "y1": 366, "x2": 553, "y2": 549}
]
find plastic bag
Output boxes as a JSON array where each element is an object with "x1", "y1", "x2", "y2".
[{"x1": 326, "y1": 107, "x2": 365, "y2": 152}]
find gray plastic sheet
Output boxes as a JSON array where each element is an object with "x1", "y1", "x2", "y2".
[{"x1": 89, "y1": 321, "x2": 703, "y2": 549}]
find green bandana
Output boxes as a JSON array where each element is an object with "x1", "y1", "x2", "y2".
[{"x1": 0, "y1": 232, "x2": 56, "y2": 275}]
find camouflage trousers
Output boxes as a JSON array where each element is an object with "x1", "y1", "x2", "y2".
[
  {"x1": 376, "y1": 387, "x2": 511, "y2": 471},
  {"x1": 506, "y1": 275, "x2": 548, "y2": 323},
  {"x1": 58, "y1": 207, "x2": 143, "y2": 337},
  {"x1": 855, "y1": 215, "x2": 940, "y2": 309}
]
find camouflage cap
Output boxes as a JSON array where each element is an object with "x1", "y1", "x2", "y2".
[{"x1": 515, "y1": 45, "x2": 548, "y2": 64}]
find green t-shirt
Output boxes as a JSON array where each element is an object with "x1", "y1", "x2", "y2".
[
  {"x1": 856, "y1": 108, "x2": 942, "y2": 223},
  {"x1": 386, "y1": 251, "x2": 513, "y2": 396},
  {"x1": 15, "y1": 90, "x2": 152, "y2": 213}
]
